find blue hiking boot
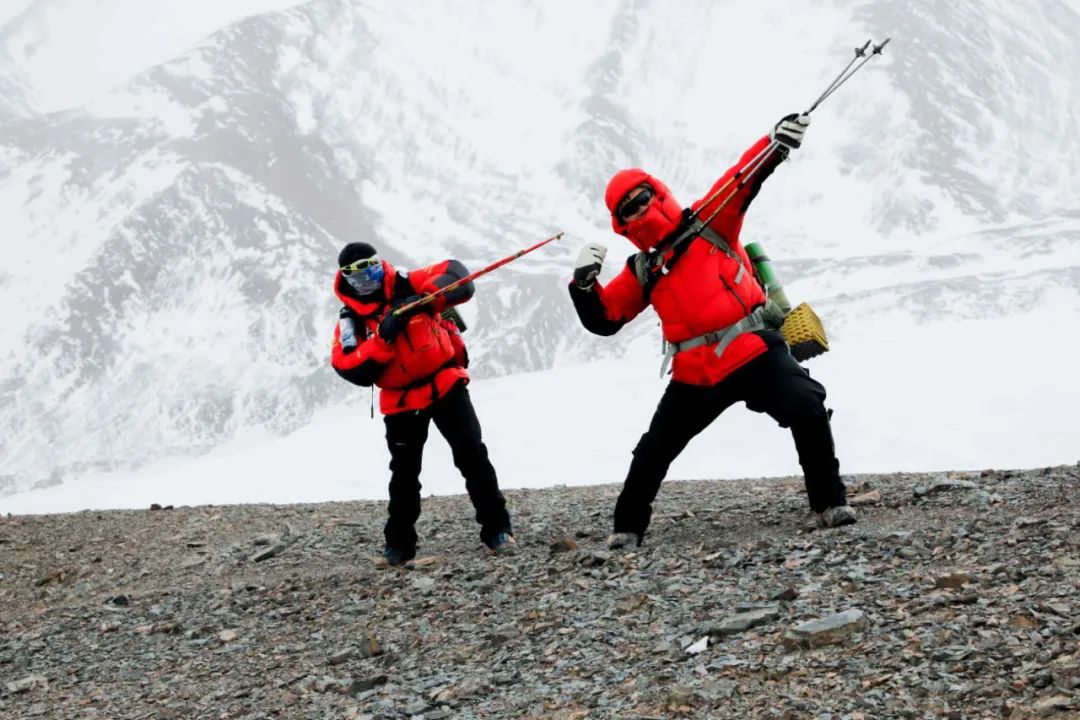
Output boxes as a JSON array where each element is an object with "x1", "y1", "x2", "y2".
[
  {"x1": 378, "y1": 546, "x2": 416, "y2": 568},
  {"x1": 486, "y1": 532, "x2": 518, "y2": 556}
]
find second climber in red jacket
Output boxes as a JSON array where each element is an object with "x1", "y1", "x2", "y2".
[
  {"x1": 568, "y1": 114, "x2": 855, "y2": 549},
  {"x1": 330, "y1": 242, "x2": 515, "y2": 566}
]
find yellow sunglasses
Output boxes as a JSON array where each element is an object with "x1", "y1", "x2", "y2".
[{"x1": 340, "y1": 257, "x2": 380, "y2": 276}]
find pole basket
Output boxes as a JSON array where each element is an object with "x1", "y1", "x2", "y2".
[{"x1": 781, "y1": 302, "x2": 830, "y2": 362}]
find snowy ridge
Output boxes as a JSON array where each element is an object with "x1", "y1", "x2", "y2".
[{"x1": 1, "y1": 0, "x2": 1079, "y2": 506}]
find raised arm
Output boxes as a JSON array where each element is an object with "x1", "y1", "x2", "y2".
[
  {"x1": 692, "y1": 114, "x2": 809, "y2": 242},
  {"x1": 692, "y1": 135, "x2": 783, "y2": 242}
]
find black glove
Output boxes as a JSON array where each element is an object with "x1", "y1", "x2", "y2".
[
  {"x1": 573, "y1": 243, "x2": 607, "y2": 289},
  {"x1": 771, "y1": 113, "x2": 811, "y2": 150},
  {"x1": 441, "y1": 306, "x2": 468, "y2": 332},
  {"x1": 378, "y1": 295, "x2": 435, "y2": 341},
  {"x1": 377, "y1": 310, "x2": 408, "y2": 342}
]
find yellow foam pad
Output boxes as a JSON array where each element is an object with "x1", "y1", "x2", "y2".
[{"x1": 781, "y1": 302, "x2": 829, "y2": 362}]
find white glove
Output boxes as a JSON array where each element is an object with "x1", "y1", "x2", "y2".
[
  {"x1": 771, "y1": 113, "x2": 811, "y2": 150},
  {"x1": 573, "y1": 243, "x2": 607, "y2": 289}
]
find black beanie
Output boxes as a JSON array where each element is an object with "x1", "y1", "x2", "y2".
[{"x1": 338, "y1": 242, "x2": 378, "y2": 268}]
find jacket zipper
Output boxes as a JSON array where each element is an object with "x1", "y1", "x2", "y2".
[{"x1": 720, "y1": 273, "x2": 750, "y2": 316}]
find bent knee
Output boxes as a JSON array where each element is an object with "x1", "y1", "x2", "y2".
[{"x1": 766, "y1": 390, "x2": 829, "y2": 428}]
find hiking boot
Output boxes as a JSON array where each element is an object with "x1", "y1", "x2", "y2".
[
  {"x1": 486, "y1": 532, "x2": 518, "y2": 556},
  {"x1": 606, "y1": 532, "x2": 641, "y2": 550},
  {"x1": 816, "y1": 505, "x2": 857, "y2": 529},
  {"x1": 376, "y1": 546, "x2": 416, "y2": 567}
]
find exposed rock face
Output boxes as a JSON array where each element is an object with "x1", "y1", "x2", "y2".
[{"x1": 1, "y1": 465, "x2": 1078, "y2": 718}]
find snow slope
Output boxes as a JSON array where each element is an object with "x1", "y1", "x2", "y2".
[{"x1": 5, "y1": 302, "x2": 1075, "y2": 515}]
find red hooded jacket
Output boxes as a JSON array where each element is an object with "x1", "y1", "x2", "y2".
[
  {"x1": 331, "y1": 259, "x2": 471, "y2": 415},
  {"x1": 570, "y1": 135, "x2": 785, "y2": 385}
]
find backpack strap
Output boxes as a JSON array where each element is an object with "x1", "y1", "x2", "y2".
[
  {"x1": 694, "y1": 224, "x2": 747, "y2": 285},
  {"x1": 629, "y1": 211, "x2": 751, "y2": 293},
  {"x1": 657, "y1": 300, "x2": 787, "y2": 377}
]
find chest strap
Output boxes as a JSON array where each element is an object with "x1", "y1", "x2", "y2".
[
  {"x1": 633, "y1": 218, "x2": 751, "y2": 294},
  {"x1": 658, "y1": 300, "x2": 786, "y2": 377}
]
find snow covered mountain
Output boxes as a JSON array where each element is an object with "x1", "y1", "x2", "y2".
[
  {"x1": 2, "y1": 0, "x2": 1079, "y2": 506},
  {"x1": 0, "y1": 0, "x2": 308, "y2": 114}
]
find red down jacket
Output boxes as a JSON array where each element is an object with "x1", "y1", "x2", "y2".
[
  {"x1": 331, "y1": 259, "x2": 471, "y2": 415},
  {"x1": 570, "y1": 135, "x2": 785, "y2": 386}
]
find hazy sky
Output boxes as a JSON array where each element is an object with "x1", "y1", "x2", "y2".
[{"x1": 0, "y1": 0, "x2": 306, "y2": 111}]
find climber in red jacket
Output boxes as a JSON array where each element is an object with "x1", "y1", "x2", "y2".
[
  {"x1": 568, "y1": 114, "x2": 855, "y2": 549},
  {"x1": 331, "y1": 242, "x2": 515, "y2": 566}
]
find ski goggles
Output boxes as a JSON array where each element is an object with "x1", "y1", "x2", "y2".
[{"x1": 617, "y1": 186, "x2": 655, "y2": 222}]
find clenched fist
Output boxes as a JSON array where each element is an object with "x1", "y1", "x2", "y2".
[{"x1": 573, "y1": 243, "x2": 607, "y2": 290}]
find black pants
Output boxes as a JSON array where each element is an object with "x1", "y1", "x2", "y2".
[
  {"x1": 383, "y1": 382, "x2": 511, "y2": 553},
  {"x1": 614, "y1": 344, "x2": 847, "y2": 537}
]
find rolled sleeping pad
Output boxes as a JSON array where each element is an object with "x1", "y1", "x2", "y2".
[
  {"x1": 744, "y1": 242, "x2": 828, "y2": 361},
  {"x1": 744, "y1": 241, "x2": 792, "y2": 314}
]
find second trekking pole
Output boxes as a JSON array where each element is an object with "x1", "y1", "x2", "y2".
[{"x1": 392, "y1": 232, "x2": 564, "y2": 317}]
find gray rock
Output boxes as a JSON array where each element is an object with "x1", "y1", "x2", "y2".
[
  {"x1": 914, "y1": 479, "x2": 979, "y2": 497},
  {"x1": 404, "y1": 700, "x2": 429, "y2": 715},
  {"x1": 706, "y1": 606, "x2": 782, "y2": 636},
  {"x1": 5, "y1": 675, "x2": 47, "y2": 694},
  {"x1": 411, "y1": 575, "x2": 436, "y2": 593},
  {"x1": 348, "y1": 675, "x2": 388, "y2": 695},
  {"x1": 249, "y1": 543, "x2": 287, "y2": 562},
  {"x1": 783, "y1": 609, "x2": 868, "y2": 649},
  {"x1": 328, "y1": 648, "x2": 354, "y2": 665}
]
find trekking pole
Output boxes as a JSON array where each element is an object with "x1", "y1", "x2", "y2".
[
  {"x1": 682, "y1": 38, "x2": 863, "y2": 231},
  {"x1": 810, "y1": 37, "x2": 890, "y2": 111},
  {"x1": 682, "y1": 140, "x2": 779, "y2": 232},
  {"x1": 696, "y1": 145, "x2": 783, "y2": 227},
  {"x1": 807, "y1": 39, "x2": 872, "y2": 113},
  {"x1": 392, "y1": 232, "x2": 564, "y2": 316},
  {"x1": 694, "y1": 37, "x2": 892, "y2": 228}
]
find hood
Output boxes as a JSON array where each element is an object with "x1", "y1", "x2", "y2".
[
  {"x1": 605, "y1": 168, "x2": 684, "y2": 251},
  {"x1": 334, "y1": 260, "x2": 398, "y2": 316}
]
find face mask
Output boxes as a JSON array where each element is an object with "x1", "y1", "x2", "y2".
[
  {"x1": 622, "y1": 203, "x2": 680, "y2": 251},
  {"x1": 343, "y1": 261, "x2": 384, "y2": 296}
]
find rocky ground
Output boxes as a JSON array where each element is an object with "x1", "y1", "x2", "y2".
[{"x1": 1, "y1": 465, "x2": 1079, "y2": 719}]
